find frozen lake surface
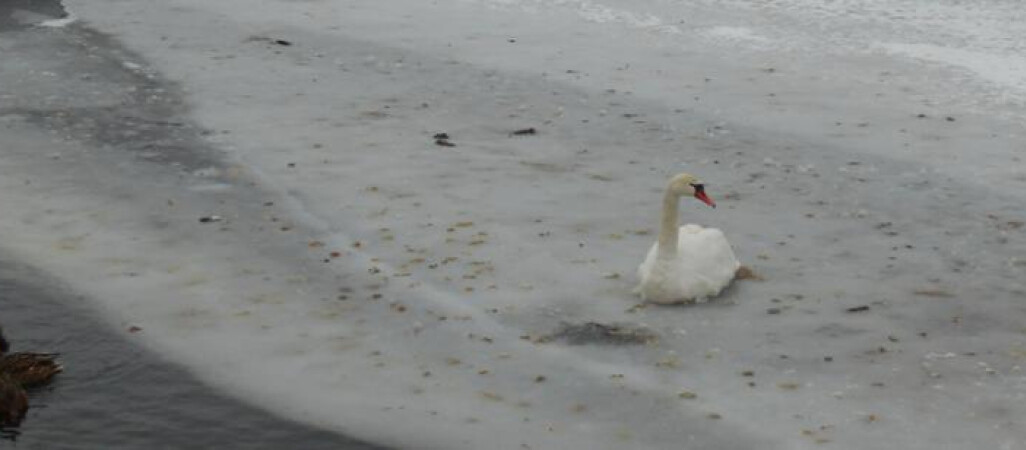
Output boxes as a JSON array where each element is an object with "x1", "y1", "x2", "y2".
[{"x1": 2, "y1": 0, "x2": 1024, "y2": 448}]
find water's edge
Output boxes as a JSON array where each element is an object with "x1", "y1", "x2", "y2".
[{"x1": 0, "y1": 258, "x2": 384, "y2": 449}]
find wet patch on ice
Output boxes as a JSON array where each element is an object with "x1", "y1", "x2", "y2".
[
  {"x1": 0, "y1": 27, "x2": 224, "y2": 172},
  {"x1": 539, "y1": 321, "x2": 658, "y2": 346},
  {"x1": 0, "y1": 0, "x2": 69, "y2": 31}
]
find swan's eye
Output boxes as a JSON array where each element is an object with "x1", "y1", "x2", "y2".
[{"x1": 691, "y1": 183, "x2": 705, "y2": 192}]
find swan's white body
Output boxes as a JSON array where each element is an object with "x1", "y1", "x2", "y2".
[
  {"x1": 636, "y1": 224, "x2": 739, "y2": 303},
  {"x1": 635, "y1": 174, "x2": 740, "y2": 304}
]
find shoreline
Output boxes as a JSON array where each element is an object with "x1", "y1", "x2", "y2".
[{"x1": 0, "y1": 258, "x2": 384, "y2": 449}]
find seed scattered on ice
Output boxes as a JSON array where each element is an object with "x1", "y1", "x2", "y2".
[{"x1": 479, "y1": 391, "x2": 503, "y2": 402}]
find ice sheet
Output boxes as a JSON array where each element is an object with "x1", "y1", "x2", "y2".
[{"x1": 4, "y1": 0, "x2": 1025, "y2": 448}]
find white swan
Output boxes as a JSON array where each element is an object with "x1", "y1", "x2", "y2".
[{"x1": 635, "y1": 173, "x2": 740, "y2": 304}]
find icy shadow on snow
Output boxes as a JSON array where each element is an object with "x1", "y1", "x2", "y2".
[{"x1": 0, "y1": 23, "x2": 225, "y2": 174}]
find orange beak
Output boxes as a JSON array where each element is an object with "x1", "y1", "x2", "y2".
[{"x1": 695, "y1": 188, "x2": 716, "y2": 208}]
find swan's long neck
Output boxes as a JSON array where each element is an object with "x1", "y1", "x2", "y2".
[{"x1": 657, "y1": 189, "x2": 680, "y2": 257}]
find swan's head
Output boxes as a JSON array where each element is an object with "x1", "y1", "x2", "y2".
[{"x1": 667, "y1": 173, "x2": 716, "y2": 208}]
